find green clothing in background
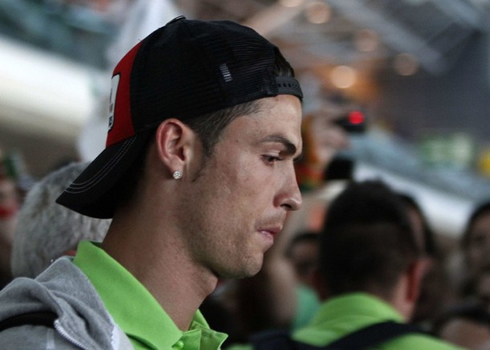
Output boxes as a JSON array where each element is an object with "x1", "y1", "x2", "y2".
[
  {"x1": 292, "y1": 284, "x2": 321, "y2": 330},
  {"x1": 74, "y1": 241, "x2": 227, "y2": 350},
  {"x1": 293, "y1": 292, "x2": 463, "y2": 349}
]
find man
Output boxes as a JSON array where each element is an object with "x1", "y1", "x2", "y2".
[
  {"x1": 0, "y1": 17, "x2": 303, "y2": 349},
  {"x1": 11, "y1": 162, "x2": 111, "y2": 278},
  {"x1": 288, "y1": 180, "x2": 461, "y2": 349}
]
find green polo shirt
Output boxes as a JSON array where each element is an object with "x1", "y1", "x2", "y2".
[
  {"x1": 73, "y1": 241, "x2": 227, "y2": 350},
  {"x1": 292, "y1": 292, "x2": 463, "y2": 349},
  {"x1": 227, "y1": 293, "x2": 463, "y2": 350}
]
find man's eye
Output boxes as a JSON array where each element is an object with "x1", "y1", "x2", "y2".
[{"x1": 263, "y1": 155, "x2": 282, "y2": 164}]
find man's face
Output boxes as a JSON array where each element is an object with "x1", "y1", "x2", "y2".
[{"x1": 181, "y1": 95, "x2": 303, "y2": 279}]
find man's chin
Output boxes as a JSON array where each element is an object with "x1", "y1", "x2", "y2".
[{"x1": 217, "y1": 259, "x2": 264, "y2": 279}]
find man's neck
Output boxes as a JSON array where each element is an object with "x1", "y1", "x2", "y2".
[{"x1": 101, "y1": 210, "x2": 218, "y2": 331}]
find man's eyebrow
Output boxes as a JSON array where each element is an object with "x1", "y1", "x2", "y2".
[{"x1": 260, "y1": 135, "x2": 301, "y2": 160}]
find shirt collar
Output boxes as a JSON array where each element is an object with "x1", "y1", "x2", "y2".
[
  {"x1": 311, "y1": 292, "x2": 405, "y2": 326},
  {"x1": 74, "y1": 241, "x2": 227, "y2": 349}
]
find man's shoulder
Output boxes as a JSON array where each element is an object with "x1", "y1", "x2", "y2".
[
  {"x1": 0, "y1": 325, "x2": 81, "y2": 349},
  {"x1": 383, "y1": 332, "x2": 464, "y2": 350},
  {"x1": 224, "y1": 324, "x2": 463, "y2": 350},
  {"x1": 0, "y1": 257, "x2": 92, "y2": 307},
  {"x1": 0, "y1": 258, "x2": 130, "y2": 349},
  {"x1": 291, "y1": 320, "x2": 462, "y2": 350}
]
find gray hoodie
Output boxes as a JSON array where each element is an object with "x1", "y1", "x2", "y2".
[{"x1": 0, "y1": 257, "x2": 133, "y2": 349}]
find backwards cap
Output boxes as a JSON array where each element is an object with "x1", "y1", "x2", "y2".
[{"x1": 57, "y1": 16, "x2": 303, "y2": 218}]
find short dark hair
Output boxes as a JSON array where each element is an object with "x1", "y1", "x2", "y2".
[
  {"x1": 185, "y1": 101, "x2": 262, "y2": 157},
  {"x1": 319, "y1": 180, "x2": 421, "y2": 300}
]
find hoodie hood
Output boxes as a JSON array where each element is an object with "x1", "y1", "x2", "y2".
[{"x1": 0, "y1": 257, "x2": 132, "y2": 349}]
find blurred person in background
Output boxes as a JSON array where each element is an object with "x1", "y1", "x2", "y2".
[
  {"x1": 0, "y1": 148, "x2": 31, "y2": 288},
  {"x1": 0, "y1": 17, "x2": 303, "y2": 349},
  {"x1": 274, "y1": 180, "x2": 461, "y2": 349},
  {"x1": 295, "y1": 93, "x2": 352, "y2": 193},
  {"x1": 11, "y1": 162, "x2": 111, "y2": 279},
  {"x1": 460, "y1": 201, "x2": 490, "y2": 296},
  {"x1": 434, "y1": 201, "x2": 490, "y2": 349},
  {"x1": 244, "y1": 180, "x2": 461, "y2": 349},
  {"x1": 435, "y1": 271, "x2": 490, "y2": 349}
]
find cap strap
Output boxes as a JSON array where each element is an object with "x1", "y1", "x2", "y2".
[{"x1": 275, "y1": 76, "x2": 303, "y2": 100}]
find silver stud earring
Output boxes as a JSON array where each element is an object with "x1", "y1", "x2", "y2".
[{"x1": 173, "y1": 170, "x2": 182, "y2": 179}]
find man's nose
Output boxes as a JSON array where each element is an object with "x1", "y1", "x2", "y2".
[{"x1": 279, "y1": 168, "x2": 302, "y2": 211}]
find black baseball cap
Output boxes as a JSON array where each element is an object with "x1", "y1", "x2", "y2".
[{"x1": 56, "y1": 16, "x2": 303, "y2": 218}]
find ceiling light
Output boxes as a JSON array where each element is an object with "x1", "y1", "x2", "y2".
[
  {"x1": 305, "y1": 1, "x2": 331, "y2": 24},
  {"x1": 280, "y1": 0, "x2": 305, "y2": 8},
  {"x1": 330, "y1": 65, "x2": 357, "y2": 89},
  {"x1": 394, "y1": 53, "x2": 419, "y2": 76},
  {"x1": 355, "y1": 29, "x2": 379, "y2": 52}
]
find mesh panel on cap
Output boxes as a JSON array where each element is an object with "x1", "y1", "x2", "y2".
[{"x1": 129, "y1": 19, "x2": 284, "y2": 130}]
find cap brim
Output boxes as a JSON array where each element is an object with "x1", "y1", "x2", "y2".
[{"x1": 56, "y1": 130, "x2": 153, "y2": 218}]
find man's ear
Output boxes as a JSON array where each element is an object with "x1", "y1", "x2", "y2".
[
  {"x1": 154, "y1": 119, "x2": 197, "y2": 176},
  {"x1": 406, "y1": 258, "x2": 430, "y2": 303}
]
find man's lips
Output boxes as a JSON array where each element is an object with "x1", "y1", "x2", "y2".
[{"x1": 258, "y1": 226, "x2": 282, "y2": 236}]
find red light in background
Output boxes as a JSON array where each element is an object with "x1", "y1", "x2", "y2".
[{"x1": 348, "y1": 111, "x2": 364, "y2": 125}]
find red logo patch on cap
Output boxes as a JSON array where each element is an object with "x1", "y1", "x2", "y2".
[
  {"x1": 108, "y1": 74, "x2": 120, "y2": 132},
  {"x1": 106, "y1": 42, "x2": 142, "y2": 147}
]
